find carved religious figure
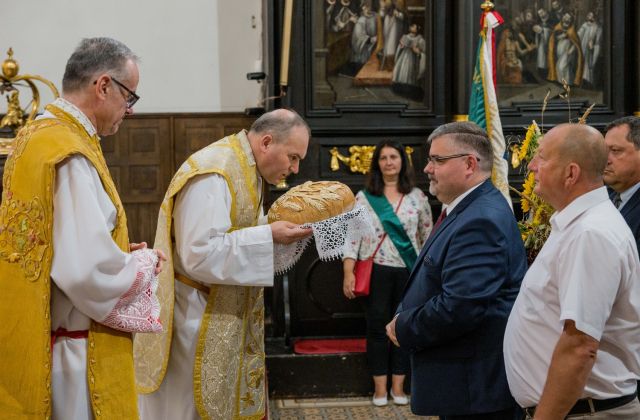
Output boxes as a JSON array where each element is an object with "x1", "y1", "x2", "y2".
[{"x1": 0, "y1": 91, "x2": 25, "y2": 130}]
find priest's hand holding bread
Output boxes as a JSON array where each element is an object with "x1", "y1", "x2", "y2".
[
  {"x1": 270, "y1": 221, "x2": 313, "y2": 245},
  {"x1": 268, "y1": 181, "x2": 355, "y2": 244}
]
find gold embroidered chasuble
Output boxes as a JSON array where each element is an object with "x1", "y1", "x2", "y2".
[
  {"x1": 134, "y1": 131, "x2": 266, "y2": 420},
  {"x1": 0, "y1": 105, "x2": 138, "y2": 419}
]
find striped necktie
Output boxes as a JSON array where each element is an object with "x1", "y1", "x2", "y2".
[{"x1": 612, "y1": 192, "x2": 622, "y2": 209}]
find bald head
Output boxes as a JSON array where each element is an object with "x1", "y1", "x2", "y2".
[
  {"x1": 247, "y1": 108, "x2": 310, "y2": 185},
  {"x1": 553, "y1": 123, "x2": 607, "y2": 182},
  {"x1": 249, "y1": 108, "x2": 310, "y2": 144},
  {"x1": 529, "y1": 123, "x2": 606, "y2": 210}
]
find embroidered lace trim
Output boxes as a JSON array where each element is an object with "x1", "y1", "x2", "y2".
[
  {"x1": 274, "y1": 205, "x2": 375, "y2": 274},
  {"x1": 101, "y1": 248, "x2": 162, "y2": 333},
  {"x1": 50, "y1": 98, "x2": 98, "y2": 138}
]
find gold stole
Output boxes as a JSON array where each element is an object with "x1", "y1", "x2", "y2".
[
  {"x1": 0, "y1": 106, "x2": 138, "y2": 419},
  {"x1": 134, "y1": 132, "x2": 266, "y2": 420}
]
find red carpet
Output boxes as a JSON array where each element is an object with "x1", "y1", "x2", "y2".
[{"x1": 293, "y1": 338, "x2": 366, "y2": 355}]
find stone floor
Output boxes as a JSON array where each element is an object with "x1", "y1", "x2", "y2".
[{"x1": 269, "y1": 397, "x2": 437, "y2": 419}]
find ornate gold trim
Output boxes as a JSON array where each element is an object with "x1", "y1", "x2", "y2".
[
  {"x1": 481, "y1": 1, "x2": 495, "y2": 12},
  {"x1": 0, "y1": 137, "x2": 14, "y2": 154},
  {"x1": 330, "y1": 145, "x2": 414, "y2": 174}
]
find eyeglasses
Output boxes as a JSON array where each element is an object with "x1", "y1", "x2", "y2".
[
  {"x1": 427, "y1": 153, "x2": 480, "y2": 165},
  {"x1": 94, "y1": 76, "x2": 140, "y2": 108},
  {"x1": 110, "y1": 77, "x2": 140, "y2": 108}
]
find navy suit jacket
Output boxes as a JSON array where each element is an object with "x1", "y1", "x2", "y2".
[
  {"x1": 610, "y1": 187, "x2": 640, "y2": 255},
  {"x1": 396, "y1": 180, "x2": 527, "y2": 416}
]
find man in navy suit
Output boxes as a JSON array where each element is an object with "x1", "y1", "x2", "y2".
[
  {"x1": 604, "y1": 116, "x2": 640, "y2": 253},
  {"x1": 603, "y1": 116, "x2": 640, "y2": 404},
  {"x1": 386, "y1": 121, "x2": 526, "y2": 419}
]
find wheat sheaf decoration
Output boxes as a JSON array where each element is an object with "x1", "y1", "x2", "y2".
[{"x1": 508, "y1": 79, "x2": 595, "y2": 264}]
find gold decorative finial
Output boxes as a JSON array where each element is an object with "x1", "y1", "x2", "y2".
[
  {"x1": 2, "y1": 48, "x2": 19, "y2": 79},
  {"x1": 0, "y1": 48, "x2": 60, "y2": 154},
  {"x1": 481, "y1": 1, "x2": 495, "y2": 12}
]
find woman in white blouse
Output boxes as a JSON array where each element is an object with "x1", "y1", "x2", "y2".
[{"x1": 343, "y1": 139, "x2": 432, "y2": 407}]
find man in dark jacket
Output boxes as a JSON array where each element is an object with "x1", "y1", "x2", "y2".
[{"x1": 386, "y1": 121, "x2": 526, "y2": 419}]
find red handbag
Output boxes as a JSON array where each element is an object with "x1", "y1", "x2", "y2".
[
  {"x1": 353, "y1": 258, "x2": 373, "y2": 296},
  {"x1": 353, "y1": 237, "x2": 384, "y2": 297}
]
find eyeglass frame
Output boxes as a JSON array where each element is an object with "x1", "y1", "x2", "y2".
[
  {"x1": 110, "y1": 76, "x2": 140, "y2": 108},
  {"x1": 93, "y1": 76, "x2": 140, "y2": 108},
  {"x1": 426, "y1": 153, "x2": 481, "y2": 165}
]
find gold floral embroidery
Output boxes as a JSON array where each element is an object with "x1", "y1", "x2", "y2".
[
  {"x1": 0, "y1": 195, "x2": 48, "y2": 281},
  {"x1": 240, "y1": 391, "x2": 255, "y2": 409},
  {"x1": 2, "y1": 120, "x2": 58, "y2": 196},
  {"x1": 247, "y1": 366, "x2": 264, "y2": 389}
]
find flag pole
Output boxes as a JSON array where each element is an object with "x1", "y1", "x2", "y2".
[{"x1": 468, "y1": 0, "x2": 512, "y2": 207}]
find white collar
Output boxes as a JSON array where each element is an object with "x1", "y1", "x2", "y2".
[
  {"x1": 442, "y1": 180, "x2": 485, "y2": 214},
  {"x1": 620, "y1": 181, "x2": 640, "y2": 207},
  {"x1": 551, "y1": 186, "x2": 609, "y2": 231},
  {"x1": 50, "y1": 97, "x2": 98, "y2": 138}
]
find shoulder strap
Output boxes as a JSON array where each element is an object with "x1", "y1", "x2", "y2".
[{"x1": 363, "y1": 191, "x2": 417, "y2": 268}]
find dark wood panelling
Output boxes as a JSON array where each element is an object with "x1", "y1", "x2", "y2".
[
  {"x1": 102, "y1": 118, "x2": 171, "y2": 204},
  {"x1": 173, "y1": 114, "x2": 256, "y2": 170},
  {"x1": 102, "y1": 113, "x2": 256, "y2": 244},
  {"x1": 122, "y1": 202, "x2": 160, "y2": 246}
]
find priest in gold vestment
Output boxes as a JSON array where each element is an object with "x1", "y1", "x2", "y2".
[
  {"x1": 135, "y1": 109, "x2": 312, "y2": 420},
  {"x1": 0, "y1": 38, "x2": 165, "y2": 419}
]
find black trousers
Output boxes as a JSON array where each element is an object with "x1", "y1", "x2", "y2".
[
  {"x1": 441, "y1": 406, "x2": 520, "y2": 420},
  {"x1": 364, "y1": 263, "x2": 410, "y2": 376}
]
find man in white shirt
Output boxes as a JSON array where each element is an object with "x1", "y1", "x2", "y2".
[
  {"x1": 136, "y1": 109, "x2": 312, "y2": 420},
  {"x1": 504, "y1": 123, "x2": 640, "y2": 419}
]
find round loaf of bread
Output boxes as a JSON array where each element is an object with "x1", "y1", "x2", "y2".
[{"x1": 267, "y1": 181, "x2": 355, "y2": 224}]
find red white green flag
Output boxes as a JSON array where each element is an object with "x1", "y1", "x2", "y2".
[{"x1": 469, "y1": 5, "x2": 512, "y2": 206}]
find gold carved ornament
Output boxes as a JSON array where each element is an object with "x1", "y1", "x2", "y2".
[
  {"x1": 330, "y1": 145, "x2": 414, "y2": 174},
  {"x1": 0, "y1": 48, "x2": 60, "y2": 154},
  {"x1": 480, "y1": 1, "x2": 495, "y2": 12}
]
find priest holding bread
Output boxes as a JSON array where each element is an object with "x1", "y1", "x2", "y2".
[{"x1": 135, "y1": 109, "x2": 313, "y2": 420}]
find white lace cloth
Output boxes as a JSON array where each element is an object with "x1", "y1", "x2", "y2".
[
  {"x1": 101, "y1": 248, "x2": 163, "y2": 333},
  {"x1": 274, "y1": 205, "x2": 375, "y2": 274}
]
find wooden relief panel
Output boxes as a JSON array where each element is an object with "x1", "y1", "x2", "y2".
[
  {"x1": 173, "y1": 114, "x2": 256, "y2": 169},
  {"x1": 102, "y1": 117, "x2": 171, "y2": 204},
  {"x1": 101, "y1": 114, "x2": 255, "y2": 244}
]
